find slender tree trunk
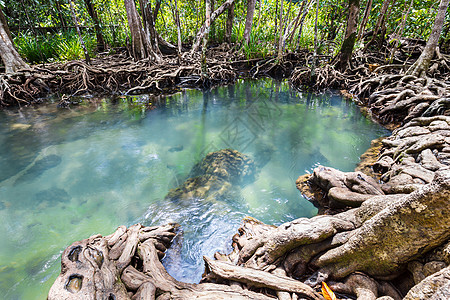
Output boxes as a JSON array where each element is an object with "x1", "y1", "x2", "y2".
[
  {"x1": 311, "y1": 0, "x2": 319, "y2": 81},
  {"x1": 288, "y1": 0, "x2": 309, "y2": 45},
  {"x1": 54, "y1": 0, "x2": 67, "y2": 29},
  {"x1": 225, "y1": 2, "x2": 235, "y2": 43},
  {"x1": 211, "y1": 0, "x2": 215, "y2": 41},
  {"x1": 336, "y1": 0, "x2": 360, "y2": 71},
  {"x1": 0, "y1": 9, "x2": 29, "y2": 73},
  {"x1": 243, "y1": 0, "x2": 256, "y2": 44},
  {"x1": 153, "y1": 0, "x2": 161, "y2": 20},
  {"x1": 356, "y1": 0, "x2": 373, "y2": 42},
  {"x1": 170, "y1": 0, "x2": 183, "y2": 63},
  {"x1": 364, "y1": 0, "x2": 391, "y2": 50},
  {"x1": 276, "y1": 0, "x2": 284, "y2": 60},
  {"x1": 256, "y1": 0, "x2": 262, "y2": 31},
  {"x1": 280, "y1": 0, "x2": 292, "y2": 51},
  {"x1": 69, "y1": 0, "x2": 91, "y2": 64},
  {"x1": 407, "y1": 0, "x2": 450, "y2": 77},
  {"x1": 388, "y1": 0, "x2": 414, "y2": 63},
  {"x1": 191, "y1": 0, "x2": 236, "y2": 53},
  {"x1": 295, "y1": 0, "x2": 313, "y2": 50},
  {"x1": 201, "y1": 0, "x2": 211, "y2": 77},
  {"x1": 84, "y1": 0, "x2": 106, "y2": 51}
]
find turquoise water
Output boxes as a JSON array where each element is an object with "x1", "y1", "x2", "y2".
[{"x1": 0, "y1": 79, "x2": 389, "y2": 299}]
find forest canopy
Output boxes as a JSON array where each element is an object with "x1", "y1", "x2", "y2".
[{"x1": 1, "y1": 0, "x2": 447, "y2": 64}]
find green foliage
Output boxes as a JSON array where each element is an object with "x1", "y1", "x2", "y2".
[
  {"x1": 56, "y1": 32, "x2": 96, "y2": 61},
  {"x1": 14, "y1": 32, "x2": 58, "y2": 64},
  {"x1": 14, "y1": 30, "x2": 97, "y2": 63}
]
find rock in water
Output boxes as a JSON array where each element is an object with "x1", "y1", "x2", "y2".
[
  {"x1": 14, "y1": 155, "x2": 62, "y2": 185},
  {"x1": 165, "y1": 149, "x2": 256, "y2": 203}
]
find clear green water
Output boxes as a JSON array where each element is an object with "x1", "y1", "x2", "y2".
[{"x1": 0, "y1": 79, "x2": 389, "y2": 299}]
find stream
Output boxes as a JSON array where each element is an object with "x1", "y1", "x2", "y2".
[{"x1": 0, "y1": 79, "x2": 389, "y2": 299}]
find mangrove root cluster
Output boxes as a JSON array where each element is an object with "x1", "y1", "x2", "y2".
[{"x1": 0, "y1": 48, "x2": 239, "y2": 107}]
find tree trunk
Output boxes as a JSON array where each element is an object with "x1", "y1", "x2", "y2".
[
  {"x1": 69, "y1": 0, "x2": 91, "y2": 64},
  {"x1": 124, "y1": 0, "x2": 160, "y2": 62},
  {"x1": 54, "y1": 0, "x2": 68, "y2": 29},
  {"x1": 336, "y1": 0, "x2": 360, "y2": 71},
  {"x1": 191, "y1": 0, "x2": 236, "y2": 54},
  {"x1": 0, "y1": 9, "x2": 12, "y2": 42},
  {"x1": 225, "y1": 1, "x2": 235, "y2": 43},
  {"x1": 139, "y1": 0, "x2": 162, "y2": 61},
  {"x1": 356, "y1": 0, "x2": 373, "y2": 42},
  {"x1": 364, "y1": 0, "x2": 392, "y2": 50},
  {"x1": 243, "y1": 0, "x2": 256, "y2": 44},
  {"x1": 295, "y1": 0, "x2": 313, "y2": 51},
  {"x1": 173, "y1": 0, "x2": 182, "y2": 62},
  {"x1": 83, "y1": 0, "x2": 106, "y2": 51},
  {"x1": 153, "y1": 0, "x2": 161, "y2": 20},
  {"x1": 406, "y1": 0, "x2": 450, "y2": 77},
  {"x1": 311, "y1": 0, "x2": 319, "y2": 81},
  {"x1": 288, "y1": 0, "x2": 309, "y2": 45},
  {"x1": 388, "y1": 0, "x2": 414, "y2": 63},
  {"x1": 276, "y1": 0, "x2": 284, "y2": 60},
  {"x1": 0, "y1": 9, "x2": 29, "y2": 73},
  {"x1": 201, "y1": 0, "x2": 211, "y2": 77}
]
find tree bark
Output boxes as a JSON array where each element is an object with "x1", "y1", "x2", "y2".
[
  {"x1": 69, "y1": 0, "x2": 91, "y2": 64},
  {"x1": 83, "y1": 0, "x2": 106, "y2": 51},
  {"x1": 388, "y1": 0, "x2": 414, "y2": 63},
  {"x1": 124, "y1": 0, "x2": 160, "y2": 62},
  {"x1": 364, "y1": 0, "x2": 392, "y2": 50},
  {"x1": 356, "y1": 0, "x2": 373, "y2": 43},
  {"x1": 54, "y1": 0, "x2": 67, "y2": 29},
  {"x1": 311, "y1": 0, "x2": 319, "y2": 81},
  {"x1": 276, "y1": 0, "x2": 284, "y2": 60},
  {"x1": 191, "y1": 0, "x2": 236, "y2": 54},
  {"x1": 406, "y1": 0, "x2": 450, "y2": 77},
  {"x1": 288, "y1": 0, "x2": 310, "y2": 45},
  {"x1": 336, "y1": 0, "x2": 360, "y2": 71},
  {"x1": 225, "y1": 1, "x2": 235, "y2": 43},
  {"x1": 139, "y1": 0, "x2": 162, "y2": 61},
  {"x1": 170, "y1": 0, "x2": 182, "y2": 62},
  {"x1": 201, "y1": 0, "x2": 211, "y2": 77},
  {"x1": 0, "y1": 8, "x2": 12, "y2": 42},
  {"x1": 296, "y1": 0, "x2": 313, "y2": 51},
  {"x1": 243, "y1": 0, "x2": 256, "y2": 44},
  {"x1": 0, "y1": 9, "x2": 29, "y2": 73}
]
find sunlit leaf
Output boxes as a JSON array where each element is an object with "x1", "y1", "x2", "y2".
[{"x1": 321, "y1": 281, "x2": 337, "y2": 300}]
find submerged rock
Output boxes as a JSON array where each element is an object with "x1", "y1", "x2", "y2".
[
  {"x1": 165, "y1": 149, "x2": 256, "y2": 203},
  {"x1": 14, "y1": 155, "x2": 62, "y2": 185}
]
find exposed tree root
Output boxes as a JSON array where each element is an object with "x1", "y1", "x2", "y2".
[{"x1": 0, "y1": 49, "x2": 240, "y2": 108}]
